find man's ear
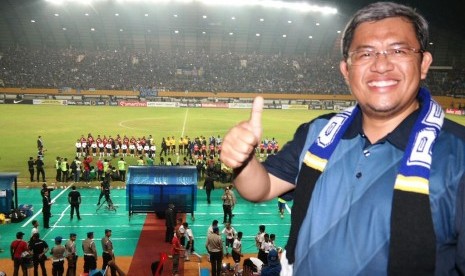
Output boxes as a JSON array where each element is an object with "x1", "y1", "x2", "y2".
[
  {"x1": 420, "y1": 51, "x2": 433, "y2": 80},
  {"x1": 340, "y1": 60, "x2": 349, "y2": 84}
]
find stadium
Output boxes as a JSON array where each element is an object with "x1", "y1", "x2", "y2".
[{"x1": 1, "y1": 0, "x2": 465, "y2": 275}]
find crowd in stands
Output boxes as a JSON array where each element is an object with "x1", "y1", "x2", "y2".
[
  {"x1": 0, "y1": 47, "x2": 348, "y2": 94},
  {"x1": 1, "y1": 47, "x2": 463, "y2": 96}
]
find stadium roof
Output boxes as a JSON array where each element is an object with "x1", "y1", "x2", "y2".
[{"x1": 0, "y1": 0, "x2": 464, "y2": 66}]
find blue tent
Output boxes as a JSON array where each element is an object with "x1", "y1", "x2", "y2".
[
  {"x1": 126, "y1": 166, "x2": 197, "y2": 218},
  {"x1": 0, "y1": 172, "x2": 19, "y2": 214}
]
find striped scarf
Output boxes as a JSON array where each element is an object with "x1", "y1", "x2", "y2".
[{"x1": 286, "y1": 88, "x2": 444, "y2": 274}]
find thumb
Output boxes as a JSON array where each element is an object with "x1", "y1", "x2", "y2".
[{"x1": 249, "y1": 96, "x2": 264, "y2": 140}]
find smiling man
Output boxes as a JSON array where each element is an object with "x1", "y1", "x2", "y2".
[{"x1": 220, "y1": 2, "x2": 465, "y2": 275}]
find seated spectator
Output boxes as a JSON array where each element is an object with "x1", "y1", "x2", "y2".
[
  {"x1": 261, "y1": 249, "x2": 281, "y2": 276},
  {"x1": 242, "y1": 257, "x2": 263, "y2": 276}
]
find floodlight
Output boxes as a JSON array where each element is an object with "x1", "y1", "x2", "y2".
[{"x1": 44, "y1": 0, "x2": 338, "y2": 15}]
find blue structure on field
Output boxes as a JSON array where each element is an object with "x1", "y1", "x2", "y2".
[
  {"x1": 0, "y1": 172, "x2": 19, "y2": 215},
  {"x1": 126, "y1": 166, "x2": 197, "y2": 217}
]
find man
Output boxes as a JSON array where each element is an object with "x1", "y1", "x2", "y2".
[
  {"x1": 221, "y1": 187, "x2": 234, "y2": 224},
  {"x1": 261, "y1": 249, "x2": 281, "y2": 276},
  {"x1": 82, "y1": 232, "x2": 97, "y2": 273},
  {"x1": 70, "y1": 157, "x2": 81, "y2": 183},
  {"x1": 97, "y1": 178, "x2": 111, "y2": 207},
  {"x1": 96, "y1": 158, "x2": 104, "y2": 181},
  {"x1": 82, "y1": 156, "x2": 92, "y2": 184},
  {"x1": 29, "y1": 233, "x2": 49, "y2": 276},
  {"x1": 220, "y1": 2, "x2": 465, "y2": 275},
  {"x1": 164, "y1": 203, "x2": 176, "y2": 243},
  {"x1": 65, "y1": 233, "x2": 78, "y2": 276},
  {"x1": 232, "y1": 231, "x2": 243, "y2": 275},
  {"x1": 37, "y1": 136, "x2": 43, "y2": 150},
  {"x1": 55, "y1": 157, "x2": 61, "y2": 182},
  {"x1": 101, "y1": 229, "x2": 116, "y2": 276},
  {"x1": 31, "y1": 220, "x2": 39, "y2": 238},
  {"x1": 42, "y1": 190, "x2": 52, "y2": 229},
  {"x1": 205, "y1": 227, "x2": 223, "y2": 276},
  {"x1": 221, "y1": 223, "x2": 236, "y2": 256},
  {"x1": 10, "y1": 231, "x2": 29, "y2": 276},
  {"x1": 183, "y1": 222, "x2": 202, "y2": 262},
  {"x1": 68, "y1": 186, "x2": 81, "y2": 220},
  {"x1": 28, "y1": 157, "x2": 35, "y2": 182},
  {"x1": 203, "y1": 173, "x2": 215, "y2": 204},
  {"x1": 50, "y1": 236, "x2": 65, "y2": 276},
  {"x1": 61, "y1": 158, "x2": 69, "y2": 183},
  {"x1": 35, "y1": 157, "x2": 45, "y2": 183},
  {"x1": 40, "y1": 183, "x2": 53, "y2": 198},
  {"x1": 171, "y1": 230, "x2": 185, "y2": 276},
  {"x1": 117, "y1": 158, "x2": 126, "y2": 182}
]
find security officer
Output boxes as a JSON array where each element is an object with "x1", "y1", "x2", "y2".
[
  {"x1": 101, "y1": 229, "x2": 116, "y2": 276},
  {"x1": 51, "y1": 236, "x2": 66, "y2": 276},
  {"x1": 68, "y1": 186, "x2": 81, "y2": 220},
  {"x1": 28, "y1": 156, "x2": 35, "y2": 182},
  {"x1": 65, "y1": 233, "x2": 78, "y2": 276},
  {"x1": 82, "y1": 232, "x2": 97, "y2": 273},
  {"x1": 29, "y1": 233, "x2": 49, "y2": 276}
]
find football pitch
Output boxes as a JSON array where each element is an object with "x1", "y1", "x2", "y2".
[
  {"x1": 1, "y1": 104, "x2": 465, "y2": 184},
  {"x1": 0, "y1": 104, "x2": 323, "y2": 183}
]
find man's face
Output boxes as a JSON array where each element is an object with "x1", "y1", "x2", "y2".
[{"x1": 340, "y1": 17, "x2": 432, "y2": 119}]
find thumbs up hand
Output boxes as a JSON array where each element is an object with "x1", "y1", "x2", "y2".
[{"x1": 220, "y1": 97, "x2": 264, "y2": 169}]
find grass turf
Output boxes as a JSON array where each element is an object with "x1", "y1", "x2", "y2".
[
  {"x1": 1, "y1": 104, "x2": 465, "y2": 184},
  {"x1": 0, "y1": 104, "x2": 323, "y2": 183}
]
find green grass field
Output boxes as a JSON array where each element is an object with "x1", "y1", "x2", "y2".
[
  {"x1": 1, "y1": 104, "x2": 465, "y2": 185},
  {"x1": 0, "y1": 105, "x2": 323, "y2": 183}
]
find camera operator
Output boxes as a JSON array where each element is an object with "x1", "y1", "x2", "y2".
[{"x1": 97, "y1": 169, "x2": 113, "y2": 208}]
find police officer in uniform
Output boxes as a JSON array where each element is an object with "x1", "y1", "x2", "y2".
[
  {"x1": 101, "y1": 229, "x2": 116, "y2": 276},
  {"x1": 51, "y1": 236, "x2": 66, "y2": 276},
  {"x1": 82, "y1": 232, "x2": 97, "y2": 273},
  {"x1": 65, "y1": 233, "x2": 78, "y2": 276}
]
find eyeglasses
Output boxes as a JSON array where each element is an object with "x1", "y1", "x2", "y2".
[{"x1": 348, "y1": 47, "x2": 424, "y2": 65}]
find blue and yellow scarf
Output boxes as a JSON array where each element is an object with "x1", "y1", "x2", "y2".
[{"x1": 286, "y1": 88, "x2": 444, "y2": 274}]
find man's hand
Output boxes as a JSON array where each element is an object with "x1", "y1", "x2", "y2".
[{"x1": 220, "y1": 97, "x2": 264, "y2": 169}]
